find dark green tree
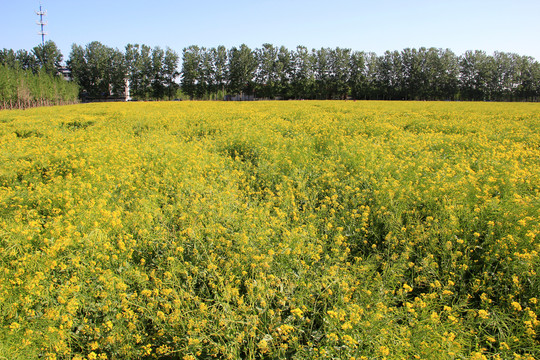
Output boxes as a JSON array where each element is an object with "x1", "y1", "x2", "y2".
[
  {"x1": 125, "y1": 44, "x2": 141, "y2": 98},
  {"x1": 138, "y1": 45, "x2": 153, "y2": 99},
  {"x1": 459, "y1": 50, "x2": 490, "y2": 101},
  {"x1": 196, "y1": 48, "x2": 213, "y2": 99},
  {"x1": 349, "y1": 51, "x2": 367, "y2": 99},
  {"x1": 276, "y1": 46, "x2": 293, "y2": 98},
  {"x1": 68, "y1": 41, "x2": 126, "y2": 98},
  {"x1": 15, "y1": 50, "x2": 38, "y2": 72},
  {"x1": 329, "y1": 47, "x2": 351, "y2": 99},
  {"x1": 181, "y1": 45, "x2": 203, "y2": 100},
  {"x1": 32, "y1": 41, "x2": 63, "y2": 75},
  {"x1": 438, "y1": 49, "x2": 460, "y2": 100},
  {"x1": 515, "y1": 55, "x2": 540, "y2": 101},
  {"x1": 0, "y1": 49, "x2": 17, "y2": 68},
  {"x1": 163, "y1": 47, "x2": 179, "y2": 99},
  {"x1": 377, "y1": 50, "x2": 402, "y2": 100},
  {"x1": 313, "y1": 48, "x2": 332, "y2": 99},
  {"x1": 227, "y1": 44, "x2": 257, "y2": 96},
  {"x1": 291, "y1": 46, "x2": 314, "y2": 99},
  {"x1": 151, "y1": 47, "x2": 165, "y2": 99},
  {"x1": 211, "y1": 46, "x2": 228, "y2": 99},
  {"x1": 255, "y1": 43, "x2": 279, "y2": 98}
]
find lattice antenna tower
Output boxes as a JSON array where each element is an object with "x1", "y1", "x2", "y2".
[{"x1": 36, "y1": 2, "x2": 48, "y2": 46}]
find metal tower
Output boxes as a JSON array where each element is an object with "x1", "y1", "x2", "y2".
[{"x1": 36, "y1": 3, "x2": 47, "y2": 45}]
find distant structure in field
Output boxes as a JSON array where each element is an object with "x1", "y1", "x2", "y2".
[
  {"x1": 125, "y1": 79, "x2": 132, "y2": 102},
  {"x1": 36, "y1": 3, "x2": 47, "y2": 46}
]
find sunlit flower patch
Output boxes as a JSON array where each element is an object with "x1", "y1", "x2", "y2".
[{"x1": 0, "y1": 100, "x2": 539, "y2": 359}]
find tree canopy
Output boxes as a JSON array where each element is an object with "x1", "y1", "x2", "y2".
[
  {"x1": 179, "y1": 45, "x2": 540, "y2": 101},
  {"x1": 2, "y1": 41, "x2": 539, "y2": 102}
]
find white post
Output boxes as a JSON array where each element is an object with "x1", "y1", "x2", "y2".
[{"x1": 125, "y1": 78, "x2": 131, "y2": 101}]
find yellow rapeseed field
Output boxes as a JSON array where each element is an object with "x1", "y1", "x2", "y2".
[{"x1": 0, "y1": 101, "x2": 539, "y2": 359}]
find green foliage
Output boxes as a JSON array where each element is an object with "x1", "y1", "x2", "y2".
[
  {"x1": 7, "y1": 42, "x2": 539, "y2": 104},
  {"x1": 32, "y1": 41, "x2": 63, "y2": 76},
  {"x1": 123, "y1": 44, "x2": 179, "y2": 100},
  {"x1": 68, "y1": 42, "x2": 127, "y2": 99},
  {"x1": 180, "y1": 45, "x2": 540, "y2": 101},
  {"x1": 0, "y1": 65, "x2": 78, "y2": 109},
  {"x1": 227, "y1": 44, "x2": 258, "y2": 96},
  {"x1": 0, "y1": 41, "x2": 78, "y2": 109}
]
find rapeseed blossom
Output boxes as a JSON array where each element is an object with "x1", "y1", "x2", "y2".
[{"x1": 0, "y1": 101, "x2": 539, "y2": 359}]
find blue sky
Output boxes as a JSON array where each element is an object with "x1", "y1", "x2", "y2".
[{"x1": 2, "y1": 0, "x2": 540, "y2": 62}]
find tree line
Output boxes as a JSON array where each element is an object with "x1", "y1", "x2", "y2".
[
  {"x1": 181, "y1": 44, "x2": 540, "y2": 101},
  {"x1": 0, "y1": 41, "x2": 78, "y2": 109},
  {"x1": 1, "y1": 41, "x2": 180, "y2": 103},
  {"x1": 2, "y1": 41, "x2": 540, "y2": 104},
  {"x1": 68, "y1": 42, "x2": 179, "y2": 100}
]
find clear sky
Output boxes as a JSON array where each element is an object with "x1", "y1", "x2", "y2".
[{"x1": 2, "y1": 0, "x2": 540, "y2": 62}]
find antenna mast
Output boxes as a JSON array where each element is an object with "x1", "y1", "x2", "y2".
[{"x1": 36, "y1": 3, "x2": 48, "y2": 46}]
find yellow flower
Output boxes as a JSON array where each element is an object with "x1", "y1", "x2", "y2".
[
  {"x1": 478, "y1": 310, "x2": 489, "y2": 319},
  {"x1": 379, "y1": 345, "x2": 390, "y2": 356},
  {"x1": 342, "y1": 334, "x2": 357, "y2": 346},
  {"x1": 291, "y1": 308, "x2": 303, "y2": 318},
  {"x1": 470, "y1": 352, "x2": 487, "y2": 360},
  {"x1": 257, "y1": 339, "x2": 269, "y2": 352},
  {"x1": 327, "y1": 333, "x2": 339, "y2": 342}
]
